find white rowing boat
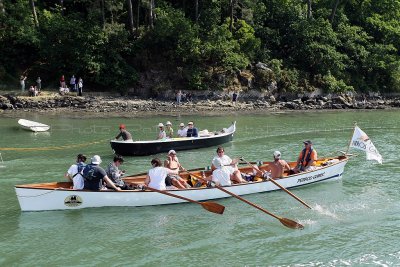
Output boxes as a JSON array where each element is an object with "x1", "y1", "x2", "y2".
[
  {"x1": 15, "y1": 156, "x2": 348, "y2": 211},
  {"x1": 18, "y1": 119, "x2": 50, "y2": 132}
]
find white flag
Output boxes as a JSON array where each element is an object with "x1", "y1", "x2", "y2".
[{"x1": 350, "y1": 126, "x2": 382, "y2": 164}]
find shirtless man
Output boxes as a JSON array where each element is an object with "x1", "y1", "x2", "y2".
[
  {"x1": 269, "y1": 151, "x2": 291, "y2": 179},
  {"x1": 164, "y1": 150, "x2": 191, "y2": 188}
]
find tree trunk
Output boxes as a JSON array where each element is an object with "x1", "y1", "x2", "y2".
[
  {"x1": 330, "y1": 0, "x2": 340, "y2": 24},
  {"x1": 136, "y1": 0, "x2": 140, "y2": 31},
  {"x1": 100, "y1": 0, "x2": 105, "y2": 29},
  {"x1": 0, "y1": 0, "x2": 5, "y2": 14},
  {"x1": 29, "y1": 0, "x2": 39, "y2": 28},
  {"x1": 60, "y1": 0, "x2": 64, "y2": 16},
  {"x1": 306, "y1": 0, "x2": 312, "y2": 19},
  {"x1": 229, "y1": 0, "x2": 234, "y2": 32},
  {"x1": 148, "y1": 0, "x2": 154, "y2": 28},
  {"x1": 195, "y1": 0, "x2": 198, "y2": 23},
  {"x1": 127, "y1": 0, "x2": 134, "y2": 34}
]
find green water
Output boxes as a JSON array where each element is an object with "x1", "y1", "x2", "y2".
[{"x1": 0, "y1": 110, "x2": 399, "y2": 266}]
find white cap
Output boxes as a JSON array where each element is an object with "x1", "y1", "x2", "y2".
[
  {"x1": 273, "y1": 151, "x2": 281, "y2": 159},
  {"x1": 166, "y1": 121, "x2": 172, "y2": 125},
  {"x1": 179, "y1": 123, "x2": 185, "y2": 127},
  {"x1": 168, "y1": 150, "x2": 176, "y2": 155},
  {"x1": 188, "y1": 121, "x2": 193, "y2": 125},
  {"x1": 158, "y1": 123, "x2": 164, "y2": 127},
  {"x1": 91, "y1": 155, "x2": 102, "y2": 164},
  {"x1": 212, "y1": 158, "x2": 223, "y2": 168}
]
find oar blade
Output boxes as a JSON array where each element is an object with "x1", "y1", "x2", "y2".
[
  {"x1": 279, "y1": 217, "x2": 304, "y2": 230},
  {"x1": 201, "y1": 202, "x2": 225, "y2": 214}
]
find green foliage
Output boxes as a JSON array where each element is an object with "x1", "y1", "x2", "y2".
[{"x1": 316, "y1": 72, "x2": 354, "y2": 93}]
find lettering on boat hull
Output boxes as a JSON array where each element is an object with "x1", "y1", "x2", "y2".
[
  {"x1": 297, "y1": 172, "x2": 325, "y2": 183},
  {"x1": 64, "y1": 195, "x2": 83, "y2": 207}
]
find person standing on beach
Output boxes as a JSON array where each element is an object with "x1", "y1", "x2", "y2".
[
  {"x1": 78, "y1": 77, "x2": 83, "y2": 96},
  {"x1": 20, "y1": 75, "x2": 27, "y2": 92},
  {"x1": 60, "y1": 75, "x2": 66, "y2": 88},
  {"x1": 36, "y1": 77, "x2": 41, "y2": 91},
  {"x1": 70, "y1": 75, "x2": 76, "y2": 91}
]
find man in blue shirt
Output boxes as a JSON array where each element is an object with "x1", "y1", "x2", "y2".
[{"x1": 186, "y1": 121, "x2": 198, "y2": 137}]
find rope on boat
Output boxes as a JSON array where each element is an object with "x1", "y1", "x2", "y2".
[
  {"x1": 0, "y1": 139, "x2": 108, "y2": 152},
  {"x1": 16, "y1": 188, "x2": 61, "y2": 198}
]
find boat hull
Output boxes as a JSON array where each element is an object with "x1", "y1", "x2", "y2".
[
  {"x1": 110, "y1": 122, "x2": 236, "y2": 156},
  {"x1": 15, "y1": 158, "x2": 347, "y2": 211},
  {"x1": 18, "y1": 119, "x2": 50, "y2": 132}
]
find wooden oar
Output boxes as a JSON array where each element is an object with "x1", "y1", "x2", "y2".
[
  {"x1": 183, "y1": 170, "x2": 303, "y2": 230},
  {"x1": 240, "y1": 157, "x2": 312, "y2": 209},
  {"x1": 130, "y1": 182, "x2": 225, "y2": 215}
]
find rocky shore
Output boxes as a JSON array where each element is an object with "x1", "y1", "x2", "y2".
[{"x1": 1, "y1": 91, "x2": 400, "y2": 115}]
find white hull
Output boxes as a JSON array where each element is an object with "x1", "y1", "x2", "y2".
[
  {"x1": 18, "y1": 119, "x2": 50, "y2": 132},
  {"x1": 15, "y1": 158, "x2": 347, "y2": 211}
]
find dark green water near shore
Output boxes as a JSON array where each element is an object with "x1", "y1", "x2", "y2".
[{"x1": 0, "y1": 110, "x2": 399, "y2": 266}]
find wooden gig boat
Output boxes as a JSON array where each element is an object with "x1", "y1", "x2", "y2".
[
  {"x1": 15, "y1": 155, "x2": 348, "y2": 211},
  {"x1": 110, "y1": 121, "x2": 236, "y2": 156},
  {"x1": 18, "y1": 119, "x2": 50, "y2": 132}
]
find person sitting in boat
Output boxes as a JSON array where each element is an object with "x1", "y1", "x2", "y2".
[
  {"x1": 177, "y1": 123, "x2": 187, "y2": 137},
  {"x1": 157, "y1": 123, "x2": 167, "y2": 139},
  {"x1": 269, "y1": 151, "x2": 291, "y2": 179},
  {"x1": 164, "y1": 150, "x2": 191, "y2": 189},
  {"x1": 211, "y1": 157, "x2": 232, "y2": 186},
  {"x1": 115, "y1": 124, "x2": 133, "y2": 141},
  {"x1": 186, "y1": 121, "x2": 198, "y2": 137},
  {"x1": 65, "y1": 153, "x2": 87, "y2": 189},
  {"x1": 165, "y1": 121, "x2": 174, "y2": 138},
  {"x1": 212, "y1": 146, "x2": 246, "y2": 184},
  {"x1": 145, "y1": 158, "x2": 179, "y2": 190},
  {"x1": 105, "y1": 155, "x2": 130, "y2": 190},
  {"x1": 293, "y1": 140, "x2": 318, "y2": 173},
  {"x1": 82, "y1": 155, "x2": 121, "y2": 191}
]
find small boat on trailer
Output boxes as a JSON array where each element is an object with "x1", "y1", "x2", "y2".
[
  {"x1": 110, "y1": 121, "x2": 236, "y2": 156},
  {"x1": 15, "y1": 155, "x2": 348, "y2": 211},
  {"x1": 18, "y1": 119, "x2": 50, "y2": 132}
]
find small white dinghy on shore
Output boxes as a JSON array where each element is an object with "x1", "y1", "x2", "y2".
[{"x1": 18, "y1": 119, "x2": 50, "y2": 132}]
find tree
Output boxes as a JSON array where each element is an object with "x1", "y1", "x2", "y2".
[
  {"x1": 126, "y1": 0, "x2": 134, "y2": 33},
  {"x1": 29, "y1": 0, "x2": 39, "y2": 28}
]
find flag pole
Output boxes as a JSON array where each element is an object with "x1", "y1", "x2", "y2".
[{"x1": 345, "y1": 122, "x2": 357, "y2": 155}]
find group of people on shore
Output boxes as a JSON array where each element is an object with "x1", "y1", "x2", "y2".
[
  {"x1": 114, "y1": 121, "x2": 199, "y2": 142},
  {"x1": 65, "y1": 141, "x2": 317, "y2": 191},
  {"x1": 59, "y1": 75, "x2": 83, "y2": 96}
]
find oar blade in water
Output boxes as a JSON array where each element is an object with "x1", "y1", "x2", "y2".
[
  {"x1": 201, "y1": 202, "x2": 225, "y2": 214},
  {"x1": 279, "y1": 217, "x2": 304, "y2": 230}
]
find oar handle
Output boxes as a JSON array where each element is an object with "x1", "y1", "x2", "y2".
[{"x1": 130, "y1": 182, "x2": 201, "y2": 204}]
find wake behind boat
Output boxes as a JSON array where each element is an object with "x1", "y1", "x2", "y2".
[
  {"x1": 110, "y1": 121, "x2": 236, "y2": 156},
  {"x1": 15, "y1": 155, "x2": 348, "y2": 211},
  {"x1": 18, "y1": 119, "x2": 50, "y2": 132}
]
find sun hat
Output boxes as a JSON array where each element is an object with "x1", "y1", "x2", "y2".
[
  {"x1": 212, "y1": 158, "x2": 223, "y2": 168},
  {"x1": 273, "y1": 151, "x2": 281, "y2": 159},
  {"x1": 179, "y1": 123, "x2": 185, "y2": 127},
  {"x1": 91, "y1": 155, "x2": 102, "y2": 165},
  {"x1": 303, "y1": 140, "x2": 312, "y2": 145},
  {"x1": 119, "y1": 124, "x2": 126, "y2": 129},
  {"x1": 168, "y1": 150, "x2": 176, "y2": 155},
  {"x1": 188, "y1": 121, "x2": 193, "y2": 125},
  {"x1": 166, "y1": 121, "x2": 172, "y2": 125},
  {"x1": 158, "y1": 123, "x2": 164, "y2": 127}
]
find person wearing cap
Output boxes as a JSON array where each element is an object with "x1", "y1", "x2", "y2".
[
  {"x1": 177, "y1": 123, "x2": 187, "y2": 137},
  {"x1": 211, "y1": 146, "x2": 246, "y2": 184},
  {"x1": 115, "y1": 124, "x2": 133, "y2": 141},
  {"x1": 186, "y1": 121, "x2": 198, "y2": 137},
  {"x1": 165, "y1": 121, "x2": 174, "y2": 138},
  {"x1": 269, "y1": 151, "x2": 291, "y2": 179},
  {"x1": 157, "y1": 123, "x2": 167, "y2": 139},
  {"x1": 65, "y1": 153, "x2": 87, "y2": 189},
  {"x1": 294, "y1": 140, "x2": 318, "y2": 173},
  {"x1": 164, "y1": 150, "x2": 191, "y2": 189},
  {"x1": 145, "y1": 158, "x2": 179, "y2": 190},
  {"x1": 82, "y1": 155, "x2": 121, "y2": 191},
  {"x1": 105, "y1": 155, "x2": 130, "y2": 190}
]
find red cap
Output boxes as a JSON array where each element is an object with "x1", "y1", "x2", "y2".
[{"x1": 119, "y1": 124, "x2": 126, "y2": 129}]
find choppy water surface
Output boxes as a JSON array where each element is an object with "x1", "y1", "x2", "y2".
[{"x1": 0, "y1": 110, "x2": 399, "y2": 266}]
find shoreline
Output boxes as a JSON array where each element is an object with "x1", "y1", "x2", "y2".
[{"x1": 1, "y1": 92, "x2": 399, "y2": 117}]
